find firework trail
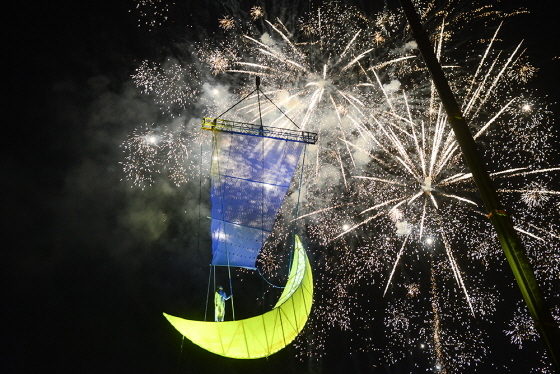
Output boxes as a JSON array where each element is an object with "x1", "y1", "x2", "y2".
[{"x1": 124, "y1": 1, "x2": 559, "y2": 372}]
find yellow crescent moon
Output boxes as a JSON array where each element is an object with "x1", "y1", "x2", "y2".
[{"x1": 163, "y1": 235, "x2": 313, "y2": 359}]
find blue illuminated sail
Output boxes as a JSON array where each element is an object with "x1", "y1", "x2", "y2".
[{"x1": 206, "y1": 118, "x2": 311, "y2": 269}]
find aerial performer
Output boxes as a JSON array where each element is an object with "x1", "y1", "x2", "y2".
[
  {"x1": 214, "y1": 285, "x2": 231, "y2": 322},
  {"x1": 163, "y1": 77, "x2": 317, "y2": 359}
]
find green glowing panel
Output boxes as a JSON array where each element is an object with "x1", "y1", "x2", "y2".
[{"x1": 163, "y1": 235, "x2": 313, "y2": 359}]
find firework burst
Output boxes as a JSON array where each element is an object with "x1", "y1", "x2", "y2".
[
  {"x1": 124, "y1": 1, "x2": 559, "y2": 371},
  {"x1": 133, "y1": 0, "x2": 174, "y2": 29},
  {"x1": 120, "y1": 122, "x2": 209, "y2": 188}
]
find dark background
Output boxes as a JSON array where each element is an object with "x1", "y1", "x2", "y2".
[{"x1": 5, "y1": 0, "x2": 559, "y2": 373}]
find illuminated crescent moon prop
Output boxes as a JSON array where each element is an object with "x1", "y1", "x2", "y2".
[{"x1": 163, "y1": 235, "x2": 313, "y2": 359}]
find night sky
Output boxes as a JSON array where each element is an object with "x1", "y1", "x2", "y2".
[{"x1": 5, "y1": 0, "x2": 559, "y2": 373}]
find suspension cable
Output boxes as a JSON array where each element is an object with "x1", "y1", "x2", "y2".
[
  {"x1": 258, "y1": 89, "x2": 300, "y2": 129},
  {"x1": 211, "y1": 129, "x2": 235, "y2": 321},
  {"x1": 215, "y1": 76, "x2": 300, "y2": 131},
  {"x1": 257, "y1": 268, "x2": 286, "y2": 289},
  {"x1": 287, "y1": 143, "x2": 308, "y2": 271},
  {"x1": 216, "y1": 88, "x2": 258, "y2": 120},
  {"x1": 204, "y1": 266, "x2": 212, "y2": 321}
]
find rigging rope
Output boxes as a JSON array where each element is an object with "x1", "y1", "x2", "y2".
[
  {"x1": 295, "y1": 145, "x2": 307, "y2": 225},
  {"x1": 205, "y1": 76, "x2": 309, "y2": 321},
  {"x1": 257, "y1": 77, "x2": 269, "y2": 308},
  {"x1": 257, "y1": 268, "x2": 286, "y2": 289},
  {"x1": 215, "y1": 88, "x2": 258, "y2": 120},
  {"x1": 288, "y1": 140, "x2": 308, "y2": 271},
  {"x1": 197, "y1": 140, "x2": 203, "y2": 260},
  {"x1": 258, "y1": 89, "x2": 300, "y2": 130},
  {"x1": 176, "y1": 336, "x2": 185, "y2": 373},
  {"x1": 214, "y1": 129, "x2": 236, "y2": 321},
  {"x1": 215, "y1": 76, "x2": 301, "y2": 130},
  {"x1": 204, "y1": 266, "x2": 212, "y2": 321}
]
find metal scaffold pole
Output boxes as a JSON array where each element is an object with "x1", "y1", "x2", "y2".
[{"x1": 397, "y1": 0, "x2": 560, "y2": 370}]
